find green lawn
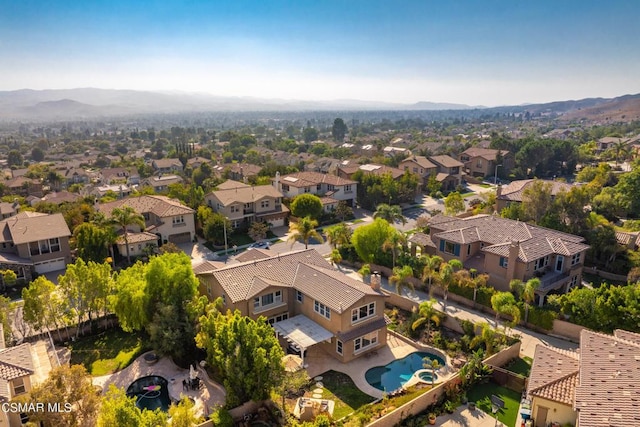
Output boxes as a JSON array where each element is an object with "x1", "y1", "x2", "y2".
[
  {"x1": 467, "y1": 382, "x2": 521, "y2": 427},
  {"x1": 505, "y1": 356, "x2": 532, "y2": 377},
  {"x1": 351, "y1": 219, "x2": 365, "y2": 224},
  {"x1": 69, "y1": 328, "x2": 147, "y2": 376},
  {"x1": 478, "y1": 183, "x2": 493, "y2": 188},
  {"x1": 460, "y1": 192, "x2": 475, "y2": 198},
  {"x1": 316, "y1": 370, "x2": 375, "y2": 419}
]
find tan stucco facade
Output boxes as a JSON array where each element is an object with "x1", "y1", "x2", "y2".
[{"x1": 530, "y1": 396, "x2": 576, "y2": 427}]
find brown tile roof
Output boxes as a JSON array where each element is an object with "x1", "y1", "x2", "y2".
[
  {"x1": 526, "y1": 345, "x2": 579, "y2": 402},
  {"x1": 40, "y1": 191, "x2": 81, "y2": 205},
  {"x1": 234, "y1": 248, "x2": 272, "y2": 263},
  {"x1": 497, "y1": 179, "x2": 575, "y2": 202},
  {"x1": 192, "y1": 260, "x2": 225, "y2": 274},
  {"x1": 208, "y1": 184, "x2": 283, "y2": 206},
  {"x1": 98, "y1": 195, "x2": 194, "y2": 218},
  {"x1": 340, "y1": 164, "x2": 405, "y2": 179},
  {"x1": 575, "y1": 330, "x2": 640, "y2": 426},
  {"x1": 460, "y1": 147, "x2": 511, "y2": 160},
  {"x1": 530, "y1": 372, "x2": 578, "y2": 406},
  {"x1": 0, "y1": 212, "x2": 71, "y2": 245},
  {"x1": 216, "y1": 180, "x2": 250, "y2": 190},
  {"x1": 401, "y1": 156, "x2": 437, "y2": 170},
  {"x1": 291, "y1": 263, "x2": 384, "y2": 313},
  {"x1": 116, "y1": 231, "x2": 158, "y2": 245},
  {"x1": 429, "y1": 155, "x2": 464, "y2": 168},
  {"x1": 152, "y1": 158, "x2": 183, "y2": 168},
  {"x1": 0, "y1": 343, "x2": 34, "y2": 382},
  {"x1": 227, "y1": 163, "x2": 262, "y2": 176},
  {"x1": 278, "y1": 171, "x2": 356, "y2": 187},
  {"x1": 408, "y1": 232, "x2": 437, "y2": 248}
]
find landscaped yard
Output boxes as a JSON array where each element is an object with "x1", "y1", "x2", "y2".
[
  {"x1": 69, "y1": 328, "x2": 147, "y2": 376},
  {"x1": 313, "y1": 370, "x2": 375, "y2": 419},
  {"x1": 505, "y1": 356, "x2": 532, "y2": 377},
  {"x1": 467, "y1": 381, "x2": 521, "y2": 427}
]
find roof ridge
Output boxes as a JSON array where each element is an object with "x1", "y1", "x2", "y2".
[{"x1": 530, "y1": 370, "x2": 579, "y2": 395}]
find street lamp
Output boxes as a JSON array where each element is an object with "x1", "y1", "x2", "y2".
[{"x1": 494, "y1": 164, "x2": 503, "y2": 187}]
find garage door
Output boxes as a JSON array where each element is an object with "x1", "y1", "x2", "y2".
[
  {"x1": 270, "y1": 218, "x2": 285, "y2": 227},
  {"x1": 168, "y1": 232, "x2": 191, "y2": 244},
  {"x1": 34, "y1": 258, "x2": 66, "y2": 274}
]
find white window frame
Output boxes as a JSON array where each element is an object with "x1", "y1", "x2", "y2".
[
  {"x1": 351, "y1": 302, "x2": 375, "y2": 324},
  {"x1": 296, "y1": 290, "x2": 303, "y2": 303},
  {"x1": 354, "y1": 331, "x2": 378, "y2": 353},
  {"x1": 172, "y1": 215, "x2": 185, "y2": 224},
  {"x1": 254, "y1": 290, "x2": 283, "y2": 311},
  {"x1": 571, "y1": 253, "x2": 580, "y2": 266},
  {"x1": 336, "y1": 339, "x2": 343, "y2": 355},
  {"x1": 13, "y1": 377, "x2": 26, "y2": 395},
  {"x1": 261, "y1": 200, "x2": 270, "y2": 208},
  {"x1": 444, "y1": 241, "x2": 456, "y2": 255},
  {"x1": 267, "y1": 312, "x2": 289, "y2": 325},
  {"x1": 314, "y1": 300, "x2": 331, "y2": 319}
]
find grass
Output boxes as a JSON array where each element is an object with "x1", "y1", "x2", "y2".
[
  {"x1": 351, "y1": 219, "x2": 365, "y2": 224},
  {"x1": 467, "y1": 381, "x2": 521, "y2": 427},
  {"x1": 316, "y1": 370, "x2": 375, "y2": 419},
  {"x1": 460, "y1": 191, "x2": 475, "y2": 198},
  {"x1": 505, "y1": 356, "x2": 533, "y2": 377},
  {"x1": 69, "y1": 328, "x2": 147, "y2": 376},
  {"x1": 228, "y1": 233, "x2": 255, "y2": 246},
  {"x1": 478, "y1": 183, "x2": 493, "y2": 188}
]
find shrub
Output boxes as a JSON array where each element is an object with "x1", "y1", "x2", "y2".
[
  {"x1": 525, "y1": 306, "x2": 556, "y2": 330},
  {"x1": 475, "y1": 286, "x2": 496, "y2": 307},
  {"x1": 210, "y1": 407, "x2": 233, "y2": 427}
]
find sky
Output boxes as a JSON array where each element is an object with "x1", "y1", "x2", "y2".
[{"x1": 1, "y1": 0, "x2": 639, "y2": 107}]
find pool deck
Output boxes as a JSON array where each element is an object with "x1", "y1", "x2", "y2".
[
  {"x1": 93, "y1": 351, "x2": 225, "y2": 418},
  {"x1": 304, "y1": 332, "x2": 455, "y2": 399}
]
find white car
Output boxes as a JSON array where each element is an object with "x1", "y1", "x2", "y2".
[{"x1": 249, "y1": 241, "x2": 271, "y2": 249}]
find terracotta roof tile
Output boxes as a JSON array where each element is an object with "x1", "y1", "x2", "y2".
[
  {"x1": 98, "y1": 195, "x2": 194, "y2": 218},
  {"x1": 277, "y1": 171, "x2": 356, "y2": 187},
  {"x1": 530, "y1": 372, "x2": 578, "y2": 406},
  {"x1": 0, "y1": 212, "x2": 71, "y2": 245},
  {"x1": 526, "y1": 345, "x2": 579, "y2": 401}
]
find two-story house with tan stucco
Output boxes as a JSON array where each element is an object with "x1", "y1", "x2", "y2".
[
  {"x1": 458, "y1": 147, "x2": 514, "y2": 178},
  {"x1": 398, "y1": 156, "x2": 438, "y2": 189},
  {"x1": 0, "y1": 212, "x2": 72, "y2": 276},
  {"x1": 427, "y1": 214, "x2": 589, "y2": 305},
  {"x1": 205, "y1": 180, "x2": 289, "y2": 229},
  {"x1": 196, "y1": 249, "x2": 388, "y2": 364},
  {"x1": 273, "y1": 171, "x2": 357, "y2": 210},
  {"x1": 97, "y1": 195, "x2": 195, "y2": 249}
]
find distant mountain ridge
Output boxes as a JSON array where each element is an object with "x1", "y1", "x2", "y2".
[{"x1": 0, "y1": 87, "x2": 638, "y2": 121}]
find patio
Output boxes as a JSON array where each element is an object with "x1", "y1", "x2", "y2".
[{"x1": 93, "y1": 351, "x2": 225, "y2": 417}]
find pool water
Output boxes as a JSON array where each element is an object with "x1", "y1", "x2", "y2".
[
  {"x1": 365, "y1": 351, "x2": 445, "y2": 391},
  {"x1": 126, "y1": 375, "x2": 172, "y2": 412}
]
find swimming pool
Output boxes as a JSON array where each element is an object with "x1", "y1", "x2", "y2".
[
  {"x1": 365, "y1": 351, "x2": 445, "y2": 391},
  {"x1": 126, "y1": 375, "x2": 171, "y2": 412}
]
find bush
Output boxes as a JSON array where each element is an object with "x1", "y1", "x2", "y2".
[
  {"x1": 475, "y1": 286, "x2": 496, "y2": 307},
  {"x1": 210, "y1": 407, "x2": 233, "y2": 427},
  {"x1": 525, "y1": 306, "x2": 556, "y2": 330}
]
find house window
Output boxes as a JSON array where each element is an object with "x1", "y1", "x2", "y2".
[
  {"x1": 230, "y1": 205, "x2": 239, "y2": 213},
  {"x1": 254, "y1": 291, "x2": 282, "y2": 311},
  {"x1": 13, "y1": 377, "x2": 26, "y2": 395},
  {"x1": 296, "y1": 290, "x2": 304, "y2": 303},
  {"x1": 440, "y1": 240, "x2": 460, "y2": 256},
  {"x1": 569, "y1": 275, "x2": 578, "y2": 289},
  {"x1": 206, "y1": 282, "x2": 212, "y2": 297},
  {"x1": 221, "y1": 294, "x2": 226, "y2": 305},
  {"x1": 476, "y1": 159, "x2": 483, "y2": 168},
  {"x1": 39, "y1": 239, "x2": 50, "y2": 254},
  {"x1": 29, "y1": 241, "x2": 39, "y2": 256},
  {"x1": 413, "y1": 167, "x2": 418, "y2": 172},
  {"x1": 467, "y1": 245, "x2": 471, "y2": 256},
  {"x1": 344, "y1": 185, "x2": 352, "y2": 193},
  {"x1": 336, "y1": 340, "x2": 343, "y2": 355},
  {"x1": 354, "y1": 331, "x2": 378, "y2": 353},
  {"x1": 267, "y1": 312, "x2": 289, "y2": 325},
  {"x1": 304, "y1": 187, "x2": 311, "y2": 193},
  {"x1": 534, "y1": 256, "x2": 549, "y2": 270},
  {"x1": 351, "y1": 302, "x2": 376, "y2": 324},
  {"x1": 571, "y1": 253, "x2": 580, "y2": 266},
  {"x1": 314, "y1": 300, "x2": 331, "y2": 319},
  {"x1": 316, "y1": 184, "x2": 322, "y2": 191},
  {"x1": 555, "y1": 255, "x2": 564, "y2": 272},
  {"x1": 282, "y1": 184, "x2": 290, "y2": 192},
  {"x1": 232, "y1": 220, "x2": 241, "y2": 229},
  {"x1": 261, "y1": 200, "x2": 270, "y2": 208},
  {"x1": 327, "y1": 184, "x2": 334, "y2": 191},
  {"x1": 499, "y1": 257, "x2": 508, "y2": 268}
]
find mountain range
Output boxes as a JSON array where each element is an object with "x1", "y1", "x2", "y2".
[{"x1": 0, "y1": 88, "x2": 638, "y2": 121}]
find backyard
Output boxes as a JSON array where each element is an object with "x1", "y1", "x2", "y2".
[
  {"x1": 68, "y1": 327, "x2": 147, "y2": 376},
  {"x1": 467, "y1": 381, "x2": 521, "y2": 427}
]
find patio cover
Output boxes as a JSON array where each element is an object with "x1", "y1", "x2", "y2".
[{"x1": 273, "y1": 314, "x2": 333, "y2": 351}]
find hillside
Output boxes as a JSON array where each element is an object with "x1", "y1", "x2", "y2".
[{"x1": 559, "y1": 94, "x2": 640, "y2": 123}]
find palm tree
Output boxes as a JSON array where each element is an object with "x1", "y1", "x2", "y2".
[
  {"x1": 329, "y1": 248, "x2": 342, "y2": 267},
  {"x1": 287, "y1": 216, "x2": 324, "y2": 249},
  {"x1": 470, "y1": 321, "x2": 497, "y2": 355},
  {"x1": 324, "y1": 223, "x2": 352, "y2": 249},
  {"x1": 382, "y1": 230, "x2": 407, "y2": 268},
  {"x1": 110, "y1": 206, "x2": 146, "y2": 265},
  {"x1": 612, "y1": 140, "x2": 630, "y2": 166},
  {"x1": 389, "y1": 265, "x2": 415, "y2": 295},
  {"x1": 438, "y1": 259, "x2": 462, "y2": 312},
  {"x1": 373, "y1": 203, "x2": 407, "y2": 225},
  {"x1": 421, "y1": 255, "x2": 443, "y2": 297},
  {"x1": 510, "y1": 278, "x2": 540, "y2": 323},
  {"x1": 411, "y1": 298, "x2": 440, "y2": 342},
  {"x1": 490, "y1": 291, "x2": 521, "y2": 333}
]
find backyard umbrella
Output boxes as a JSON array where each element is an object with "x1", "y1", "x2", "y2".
[{"x1": 282, "y1": 354, "x2": 303, "y2": 372}]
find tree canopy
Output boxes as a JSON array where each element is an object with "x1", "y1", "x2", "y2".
[
  {"x1": 351, "y1": 218, "x2": 394, "y2": 264},
  {"x1": 290, "y1": 193, "x2": 323, "y2": 220}
]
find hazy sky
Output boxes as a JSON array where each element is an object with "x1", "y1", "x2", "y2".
[{"x1": 1, "y1": 0, "x2": 639, "y2": 106}]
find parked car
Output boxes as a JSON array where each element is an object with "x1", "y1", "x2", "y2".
[{"x1": 249, "y1": 241, "x2": 271, "y2": 249}]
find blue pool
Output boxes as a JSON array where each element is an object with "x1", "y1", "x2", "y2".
[
  {"x1": 365, "y1": 351, "x2": 445, "y2": 391},
  {"x1": 126, "y1": 375, "x2": 171, "y2": 412}
]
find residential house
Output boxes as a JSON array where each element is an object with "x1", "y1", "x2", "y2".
[
  {"x1": 0, "y1": 202, "x2": 19, "y2": 219},
  {"x1": 30, "y1": 191, "x2": 81, "y2": 207},
  {"x1": 337, "y1": 163, "x2": 405, "y2": 181},
  {"x1": 115, "y1": 232, "x2": 159, "y2": 258},
  {"x1": 0, "y1": 212, "x2": 72, "y2": 275},
  {"x1": 186, "y1": 156, "x2": 211, "y2": 170},
  {"x1": 496, "y1": 180, "x2": 576, "y2": 212},
  {"x1": 458, "y1": 147, "x2": 514, "y2": 178},
  {"x1": 225, "y1": 163, "x2": 262, "y2": 183},
  {"x1": 141, "y1": 175, "x2": 183, "y2": 193},
  {"x1": 87, "y1": 184, "x2": 133, "y2": 199},
  {"x1": 399, "y1": 156, "x2": 438, "y2": 188},
  {"x1": 151, "y1": 158, "x2": 183, "y2": 174},
  {"x1": 273, "y1": 171, "x2": 357, "y2": 208},
  {"x1": 526, "y1": 329, "x2": 640, "y2": 427},
  {"x1": 428, "y1": 214, "x2": 589, "y2": 303},
  {"x1": 61, "y1": 167, "x2": 91, "y2": 188},
  {"x1": 97, "y1": 195, "x2": 195, "y2": 246},
  {"x1": 196, "y1": 249, "x2": 388, "y2": 363},
  {"x1": 596, "y1": 136, "x2": 627, "y2": 153},
  {"x1": 205, "y1": 180, "x2": 289, "y2": 229},
  {"x1": 99, "y1": 167, "x2": 140, "y2": 185},
  {"x1": 5, "y1": 177, "x2": 43, "y2": 198},
  {"x1": 428, "y1": 155, "x2": 464, "y2": 192}
]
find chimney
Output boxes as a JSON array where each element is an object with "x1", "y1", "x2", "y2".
[
  {"x1": 370, "y1": 272, "x2": 381, "y2": 291},
  {"x1": 507, "y1": 240, "x2": 519, "y2": 280}
]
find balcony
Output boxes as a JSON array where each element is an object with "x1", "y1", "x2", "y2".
[{"x1": 538, "y1": 270, "x2": 570, "y2": 292}]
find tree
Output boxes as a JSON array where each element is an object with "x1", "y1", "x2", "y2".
[
  {"x1": 290, "y1": 194, "x2": 323, "y2": 220},
  {"x1": 510, "y1": 278, "x2": 540, "y2": 323},
  {"x1": 351, "y1": 218, "x2": 394, "y2": 264},
  {"x1": 7, "y1": 149, "x2": 23, "y2": 167},
  {"x1": 426, "y1": 173, "x2": 442, "y2": 197},
  {"x1": 31, "y1": 146, "x2": 45, "y2": 161},
  {"x1": 390, "y1": 265, "x2": 415, "y2": 295},
  {"x1": 110, "y1": 206, "x2": 146, "y2": 265},
  {"x1": 444, "y1": 191, "x2": 465, "y2": 215},
  {"x1": 470, "y1": 321, "x2": 497, "y2": 355},
  {"x1": 303, "y1": 127, "x2": 319, "y2": 143},
  {"x1": 373, "y1": 203, "x2": 407, "y2": 225},
  {"x1": 331, "y1": 118, "x2": 348, "y2": 142},
  {"x1": 521, "y1": 180, "x2": 553, "y2": 223},
  {"x1": 334, "y1": 201, "x2": 354, "y2": 222},
  {"x1": 168, "y1": 396, "x2": 201, "y2": 427},
  {"x1": 22, "y1": 276, "x2": 69, "y2": 342},
  {"x1": 17, "y1": 364, "x2": 100, "y2": 427},
  {"x1": 330, "y1": 248, "x2": 343, "y2": 266},
  {"x1": 0, "y1": 295, "x2": 13, "y2": 344},
  {"x1": 196, "y1": 309, "x2": 285, "y2": 407},
  {"x1": 382, "y1": 229, "x2": 407, "y2": 268},
  {"x1": 422, "y1": 255, "x2": 443, "y2": 297},
  {"x1": 73, "y1": 222, "x2": 115, "y2": 264},
  {"x1": 491, "y1": 291, "x2": 520, "y2": 332},
  {"x1": 287, "y1": 216, "x2": 323, "y2": 249},
  {"x1": 324, "y1": 223, "x2": 352, "y2": 249},
  {"x1": 98, "y1": 384, "x2": 167, "y2": 427},
  {"x1": 248, "y1": 221, "x2": 269, "y2": 242},
  {"x1": 203, "y1": 212, "x2": 231, "y2": 246},
  {"x1": 411, "y1": 298, "x2": 440, "y2": 342}
]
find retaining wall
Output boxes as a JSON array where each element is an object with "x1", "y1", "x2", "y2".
[{"x1": 551, "y1": 319, "x2": 586, "y2": 342}]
